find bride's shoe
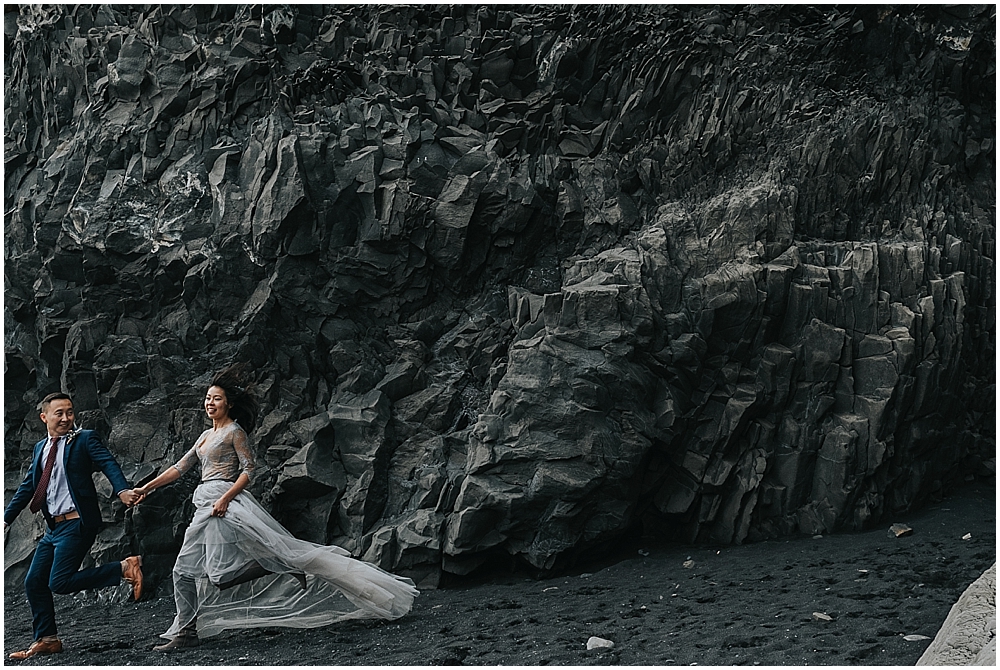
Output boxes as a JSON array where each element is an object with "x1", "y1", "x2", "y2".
[
  {"x1": 153, "y1": 635, "x2": 200, "y2": 652},
  {"x1": 153, "y1": 621, "x2": 199, "y2": 652}
]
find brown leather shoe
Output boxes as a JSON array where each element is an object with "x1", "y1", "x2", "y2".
[
  {"x1": 9, "y1": 638, "x2": 63, "y2": 660},
  {"x1": 152, "y1": 635, "x2": 200, "y2": 652},
  {"x1": 122, "y1": 555, "x2": 143, "y2": 601}
]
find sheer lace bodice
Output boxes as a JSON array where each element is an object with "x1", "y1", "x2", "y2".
[{"x1": 172, "y1": 422, "x2": 255, "y2": 483}]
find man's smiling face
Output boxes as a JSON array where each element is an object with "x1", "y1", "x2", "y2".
[{"x1": 41, "y1": 398, "x2": 75, "y2": 437}]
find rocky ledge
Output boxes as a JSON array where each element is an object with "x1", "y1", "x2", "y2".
[{"x1": 3, "y1": 5, "x2": 995, "y2": 592}]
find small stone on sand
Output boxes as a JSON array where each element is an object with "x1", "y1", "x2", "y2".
[
  {"x1": 889, "y1": 523, "x2": 913, "y2": 538},
  {"x1": 587, "y1": 636, "x2": 615, "y2": 650}
]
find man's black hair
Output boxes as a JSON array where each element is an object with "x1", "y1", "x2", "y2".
[{"x1": 38, "y1": 392, "x2": 73, "y2": 412}]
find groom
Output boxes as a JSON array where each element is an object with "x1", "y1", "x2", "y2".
[{"x1": 3, "y1": 392, "x2": 145, "y2": 660}]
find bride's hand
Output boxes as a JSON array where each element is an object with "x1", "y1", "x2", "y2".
[
  {"x1": 119, "y1": 489, "x2": 142, "y2": 506},
  {"x1": 211, "y1": 498, "x2": 230, "y2": 518}
]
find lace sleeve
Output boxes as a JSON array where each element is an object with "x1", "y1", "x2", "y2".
[
  {"x1": 172, "y1": 445, "x2": 199, "y2": 474},
  {"x1": 232, "y1": 426, "x2": 256, "y2": 482}
]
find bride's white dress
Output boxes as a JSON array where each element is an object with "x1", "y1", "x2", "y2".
[{"x1": 161, "y1": 422, "x2": 417, "y2": 640}]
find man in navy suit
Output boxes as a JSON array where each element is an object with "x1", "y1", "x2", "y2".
[{"x1": 3, "y1": 392, "x2": 145, "y2": 660}]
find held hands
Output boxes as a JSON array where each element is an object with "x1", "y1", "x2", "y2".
[
  {"x1": 118, "y1": 489, "x2": 138, "y2": 506},
  {"x1": 118, "y1": 489, "x2": 146, "y2": 507}
]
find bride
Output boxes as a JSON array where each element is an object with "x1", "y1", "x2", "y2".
[{"x1": 134, "y1": 364, "x2": 417, "y2": 650}]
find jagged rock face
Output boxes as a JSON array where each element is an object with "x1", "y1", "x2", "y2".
[{"x1": 4, "y1": 5, "x2": 995, "y2": 587}]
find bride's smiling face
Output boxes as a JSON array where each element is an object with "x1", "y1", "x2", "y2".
[{"x1": 205, "y1": 386, "x2": 231, "y2": 421}]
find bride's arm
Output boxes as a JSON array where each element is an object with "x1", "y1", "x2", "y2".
[
  {"x1": 211, "y1": 472, "x2": 249, "y2": 517},
  {"x1": 135, "y1": 444, "x2": 197, "y2": 498},
  {"x1": 134, "y1": 465, "x2": 183, "y2": 496}
]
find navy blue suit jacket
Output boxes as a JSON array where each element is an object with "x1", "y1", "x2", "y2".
[{"x1": 4, "y1": 430, "x2": 130, "y2": 531}]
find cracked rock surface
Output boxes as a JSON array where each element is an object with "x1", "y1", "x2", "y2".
[
  {"x1": 4, "y1": 5, "x2": 995, "y2": 592},
  {"x1": 918, "y1": 562, "x2": 997, "y2": 665}
]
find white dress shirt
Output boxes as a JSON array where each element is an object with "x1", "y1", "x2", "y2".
[{"x1": 42, "y1": 435, "x2": 76, "y2": 516}]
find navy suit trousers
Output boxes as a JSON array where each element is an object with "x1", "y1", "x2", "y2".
[{"x1": 25, "y1": 519, "x2": 122, "y2": 639}]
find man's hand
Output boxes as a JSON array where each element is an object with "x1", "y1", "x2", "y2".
[{"x1": 118, "y1": 489, "x2": 141, "y2": 506}]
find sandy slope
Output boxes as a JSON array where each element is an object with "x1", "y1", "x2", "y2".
[{"x1": 4, "y1": 481, "x2": 994, "y2": 666}]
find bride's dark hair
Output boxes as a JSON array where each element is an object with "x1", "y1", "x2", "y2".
[{"x1": 211, "y1": 363, "x2": 260, "y2": 432}]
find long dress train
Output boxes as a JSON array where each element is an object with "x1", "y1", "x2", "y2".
[{"x1": 162, "y1": 480, "x2": 418, "y2": 640}]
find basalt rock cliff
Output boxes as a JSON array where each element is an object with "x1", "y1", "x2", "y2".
[{"x1": 4, "y1": 5, "x2": 995, "y2": 592}]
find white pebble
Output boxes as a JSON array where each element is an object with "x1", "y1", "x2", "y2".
[{"x1": 586, "y1": 636, "x2": 615, "y2": 650}]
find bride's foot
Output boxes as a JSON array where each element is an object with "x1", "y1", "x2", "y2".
[
  {"x1": 153, "y1": 622, "x2": 198, "y2": 652},
  {"x1": 153, "y1": 635, "x2": 199, "y2": 652},
  {"x1": 292, "y1": 572, "x2": 307, "y2": 590}
]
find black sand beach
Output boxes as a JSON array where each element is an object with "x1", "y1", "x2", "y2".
[{"x1": 3, "y1": 480, "x2": 994, "y2": 666}]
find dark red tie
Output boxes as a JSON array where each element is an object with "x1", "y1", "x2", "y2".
[{"x1": 28, "y1": 437, "x2": 58, "y2": 514}]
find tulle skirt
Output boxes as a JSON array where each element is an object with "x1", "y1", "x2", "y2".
[{"x1": 162, "y1": 480, "x2": 418, "y2": 639}]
